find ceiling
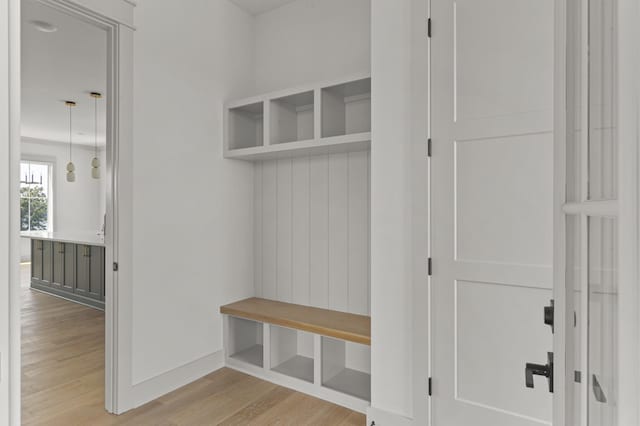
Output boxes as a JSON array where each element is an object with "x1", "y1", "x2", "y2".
[
  {"x1": 230, "y1": 0, "x2": 299, "y2": 15},
  {"x1": 21, "y1": 0, "x2": 107, "y2": 146}
]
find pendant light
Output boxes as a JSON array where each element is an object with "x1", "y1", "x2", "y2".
[
  {"x1": 65, "y1": 100, "x2": 76, "y2": 182},
  {"x1": 90, "y1": 92, "x2": 102, "y2": 179}
]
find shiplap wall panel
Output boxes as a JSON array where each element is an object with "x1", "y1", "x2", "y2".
[
  {"x1": 328, "y1": 154, "x2": 349, "y2": 312},
  {"x1": 261, "y1": 162, "x2": 278, "y2": 299},
  {"x1": 254, "y1": 164, "x2": 264, "y2": 297},
  {"x1": 347, "y1": 151, "x2": 370, "y2": 315},
  {"x1": 254, "y1": 151, "x2": 370, "y2": 315},
  {"x1": 291, "y1": 157, "x2": 311, "y2": 305},
  {"x1": 276, "y1": 159, "x2": 293, "y2": 301},
  {"x1": 309, "y1": 155, "x2": 330, "y2": 308}
]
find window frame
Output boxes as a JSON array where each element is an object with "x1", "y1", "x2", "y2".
[{"x1": 19, "y1": 157, "x2": 54, "y2": 232}]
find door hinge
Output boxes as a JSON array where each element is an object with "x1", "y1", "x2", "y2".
[
  {"x1": 113, "y1": 262, "x2": 119, "y2": 272},
  {"x1": 428, "y1": 377, "x2": 433, "y2": 396},
  {"x1": 427, "y1": 18, "x2": 432, "y2": 37},
  {"x1": 427, "y1": 138, "x2": 432, "y2": 157},
  {"x1": 428, "y1": 258, "x2": 432, "y2": 276}
]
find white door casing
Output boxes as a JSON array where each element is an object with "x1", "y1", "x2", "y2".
[
  {"x1": 430, "y1": 0, "x2": 555, "y2": 425},
  {"x1": 556, "y1": 0, "x2": 627, "y2": 424}
]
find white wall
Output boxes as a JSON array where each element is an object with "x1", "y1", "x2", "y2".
[
  {"x1": 131, "y1": 0, "x2": 255, "y2": 386},
  {"x1": 254, "y1": 0, "x2": 371, "y2": 93},
  {"x1": 370, "y1": 0, "x2": 415, "y2": 419},
  {"x1": 20, "y1": 138, "x2": 106, "y2": 260}
]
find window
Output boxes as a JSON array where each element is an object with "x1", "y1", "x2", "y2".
[{"x1": 20, "y1": 160, "x2": 53, "y2": 231}]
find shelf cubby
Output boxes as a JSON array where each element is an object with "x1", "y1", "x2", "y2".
[
  {"x1": 321, "y1": 336, "x2": 371, "y2": 402},
  {"x1": 270, "y1": 91, "x2": 315, "y2": 144},
  {"x1": 224, "y1": 75, "x2": 371, "y2": 161},
  {"x1": 227, "y1": 316, "x2": 264, "y2": 368},
  {"x1": 321, "y1": 77, "x2": 371, "y2": 138},
  {"x1": 228, "y1": 102, "x2": 264, "y2": 150},
  {"x1": 270, "y1": 325, "x2": 314, "y2": 383}
]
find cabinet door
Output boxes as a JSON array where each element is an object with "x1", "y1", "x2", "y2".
[
  {"x1": 41, "y1": 240, "x2": 53, "y2": 286},
  {"x1": 31, "y1": 239, "x2": 43, "y2": 280},
  {"x1": 62, "y1": 243, "x2": 75, "y2": 291},
  {"x1": 75, "y1": 244, "x2": 91, "y2": 297},
  {"x1": 52, "y1": 242, "x2": 65, "y2": 289},
  {"x1": 89, "y1": 246, "x2": 104, "y2": 300}
]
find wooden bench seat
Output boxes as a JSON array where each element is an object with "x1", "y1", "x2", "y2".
[{"x1": 220, "y1": 297, "x2": 371, "y2": 345}]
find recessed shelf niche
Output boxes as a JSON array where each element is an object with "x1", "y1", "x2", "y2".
[
  {"x1": 270, "y1": 325, "x2": 314, "y2": 383},
  {"x1": 270, "y1": 91, "x2": 314, "y2": 144},
  {"x1": 227, "y1": 317, "x2": 263, "y2": 367},
  {"x1": 228, "y1": 102, "x2": 264, "y2": 150},
  {"x1": 321, "y1": 77, "x2": 371, "y2": 138},
  {"x1": 322, "y1": 336, "x2": 371, "y2": 402},
  {"x1": 224, "y1": 75, "x2": 371, "y2": 161}
]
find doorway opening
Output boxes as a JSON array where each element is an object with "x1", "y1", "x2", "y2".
[{"x1": 18, "y1": 0, "x2": 118, "y2": 421}]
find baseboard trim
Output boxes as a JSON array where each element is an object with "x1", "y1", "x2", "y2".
[
  {"x1": 129, "y1": 350, "x2": 225, "y2": 410},
  {"x1": 367, "y1": 406, "x2": 413, "y2": 426}
]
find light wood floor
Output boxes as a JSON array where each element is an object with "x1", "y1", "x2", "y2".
[{"x1": 20, "y1": 263, "x2": 365, "y2": 425}]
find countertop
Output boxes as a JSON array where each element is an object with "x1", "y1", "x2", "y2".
[{"x1": 21, "y1": 231, "x2": 105, "y2": 246}]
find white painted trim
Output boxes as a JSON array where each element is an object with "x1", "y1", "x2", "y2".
[
  {"x1": 366, "y1": 406, "x2": 413, "y2": 426},
  {"x1": 562, "y1": 200, "x2": 618, "y2": 217},
  {"x1": 6, "y1": 0, "x2": 22, "y2": 423},
  {"x1": 7, "y1": 0, "x2": 135, "y2": 419},
  {"x1": 616, "y1": 0, "x2": 640, "y2": 423},
  {"x1": 225, "y1": 71, "x2": 372, "y2": 109},
  {"x1": 130, "y1": 351, "x2": 225, "y2": 409},
  {"x1": 42, "y1": 0, "x2": 136, "y2": 30}
]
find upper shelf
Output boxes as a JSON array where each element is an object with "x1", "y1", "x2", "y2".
[{"x1": 224, "y1": 74, "x2": 371, "y2": 161}]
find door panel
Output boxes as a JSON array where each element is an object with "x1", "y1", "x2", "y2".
[
  {"x1": 63, "y1": 243, "x2": 75, "y2": 291},
  {"x1": 41, "y1": 240, "x2": 53, "y2": 285},
  {"x1": 75, "y1": 244, "x2": 91, "y2": 297},
  {"x1": 431, "y1": 0, "x2": 555, "y2": 424},
  {"x1": 89, "y1": 245, "x2": 104, "y2": 299},
  {"x1": 52, "y1": 241, "x2": 65, "y2": 289},
  {"x1": 31, "y1": 239, "x2": 42, "y2": 280}
]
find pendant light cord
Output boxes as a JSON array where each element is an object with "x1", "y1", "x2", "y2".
[
  {"x1": 68, "y1": 103, "x2": 73, "y2": 162},
  {"x1": 94, "y1": 96, "x2": 98, "y2": 157}
]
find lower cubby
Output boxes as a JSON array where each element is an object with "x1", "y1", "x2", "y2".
[
  {"x1": 221, "y1": 298, "x2": 371, "y2": 412},
  {"x1": 227, "y1": 316, "x2": 263, "y2": 368},
  {"x1": 269, "y1": 326, "x2": 314, "y2": 383},
  {"x1": 322, "y1": 337, "x2": 371, "y2": 402}
]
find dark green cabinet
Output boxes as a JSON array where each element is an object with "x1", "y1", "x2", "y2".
[
  {"x1": 75, "y1": 244, "x2": 104, "y2": 301},
  {"x1": 30, "y1": 239, "x2": 105, "y2": 310}
]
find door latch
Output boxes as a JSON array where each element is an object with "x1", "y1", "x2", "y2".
[
  {"x1": 544, "y1": 299, "x2": 554, "y2": 333},
  {"x1": 525, "y1": 352, "x2": 554, "y2": 393}
]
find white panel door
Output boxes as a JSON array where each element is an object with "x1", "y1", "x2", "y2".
[{"x1": 431, "y1": 0, "x2": 555, "y2": 425}]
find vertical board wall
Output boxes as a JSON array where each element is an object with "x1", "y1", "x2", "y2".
[{"x1": 254, "y1": 151, "x2": 371, "y2": 316}]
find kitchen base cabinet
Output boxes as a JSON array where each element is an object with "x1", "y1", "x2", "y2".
[{"x1": 28, "y1": 238, "x2": 105, "y2": 310}]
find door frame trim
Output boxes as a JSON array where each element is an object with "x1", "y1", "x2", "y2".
[
  {"x1": 7, "y1": 0, "x2": 135, "y2": 420},
  {"x1": 616, "y1": 0, "x2": 640, "y2": 423},
  {"x1": 554, "y1": 0, "x2": 640, "y2": 423}
]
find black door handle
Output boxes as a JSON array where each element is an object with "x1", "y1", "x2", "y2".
[
  {"x1": 525, "y1": 352, "x2": 554, "y2": 393},
  {"x1": 592, "y1": 374, "x2": 607, "y2": 403},
  {"x1": 544, "y1": 299, "x2": 554, "y2": 333}
]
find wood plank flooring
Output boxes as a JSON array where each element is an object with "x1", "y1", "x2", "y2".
[{"x1": 20, "y1": 263, "x2": 365, "y2": 425}]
